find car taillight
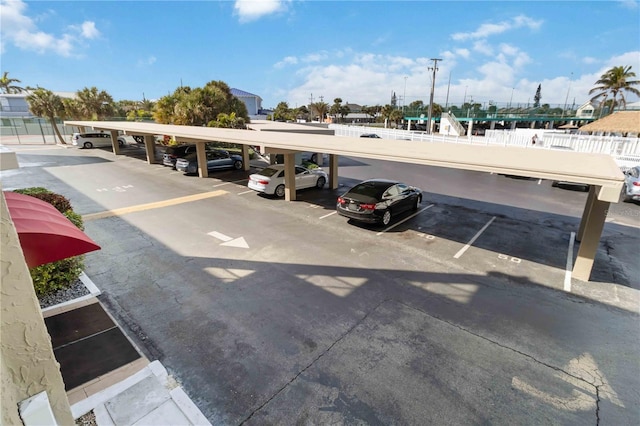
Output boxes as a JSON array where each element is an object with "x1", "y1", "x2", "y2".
[
  {"x1": 337, "y1": 197, "x2": 344, "y2": 204},
  {"x1": 360, "y1": 203, "x2": 376, "y2": 210},
  {"x1": 633, "y1": 181, "x2": 640, "y2": 186},
  {"x1": 256, "y1": 179, "x2": 269, "y2": 185}
]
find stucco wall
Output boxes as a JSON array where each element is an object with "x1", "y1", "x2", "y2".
[{"x1": 0, "y1": 191, "x2": 73, "y2": 425}]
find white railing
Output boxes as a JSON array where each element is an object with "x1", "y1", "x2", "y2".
[{"x1": 329, "y1": 124, "x2": 640, "y2": 170}]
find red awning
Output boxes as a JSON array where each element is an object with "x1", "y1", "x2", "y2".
[{"x1": 3, "y1": 191, "x2": 101, "y2": 268}]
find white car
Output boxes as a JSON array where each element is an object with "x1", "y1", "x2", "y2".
[
  {"x1": 622, "y1": 165, "x2": 640, "y2": 202},
  {"x1": 248, "y1": 164, "x2": 328, "y2": 197},
  {"x1": 72, "y1": 132, "x2": 127, "y2": 149}
]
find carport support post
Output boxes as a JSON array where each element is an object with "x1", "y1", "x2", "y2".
[
  {"x1": 143, "y1": 135, "x2": 156, "y2": 164},
  {"x1": 110, "y1": 130, "x2": 122, "y2": 155},
  {"x1": 573, "y1": 186, "x2": 610, "y2": 281},
  {"x1": 329, "y1": 155, "x2": 339, "y2": 190},
  {"x1": 196, "y1": 142, "x2": 209, "y2": 178},
  {"x1": 242, "y1": 144, "x2": 250, "y2": 171},
  {"x1": 283, "y1": 153, "x2": 296, "y2": 201}
]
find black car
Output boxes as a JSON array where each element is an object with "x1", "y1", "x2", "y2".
[
  {"x1": 360, "y1": 133, "x2": 381, "y2": 138},
  {"x1": 336, "y1": 179, "x2": 422, "y2": 226}
]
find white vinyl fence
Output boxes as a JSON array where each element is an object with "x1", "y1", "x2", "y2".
[{"x1": 329, "y1": 124, "x2": 640, "y2": 171}]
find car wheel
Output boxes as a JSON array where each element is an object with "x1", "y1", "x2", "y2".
[
  {"x1": 311, "y1": 154, "x2": 317, "y2": 163},
  {"x1": 83, "y1": 141, "x2": 93, "y2": 149},
  {"x1": 275, "y1": 184, "x2": 285, "y2": 197},
  {"x1": 381, "y1": 210, "x2": 392, "y2": 226},
  {"x1": 233, "y1": 160, "x2": 243, "y2": 170},
  {"x1": 316, "y1": 176, "x2": 326, "y2": 189}
]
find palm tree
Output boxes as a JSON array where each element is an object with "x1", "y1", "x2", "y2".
[
  {"x1": 0, "y1": 72, "x2": 25, "y2": 93},
  {"x1": 27, "y1": 88, "x2": 67, "y2": 144},
  {"x1": 76, "y1": 87, "x2": 115, "y2": 120},
  {"x1": 589, "y1": 65, "x2": 640, "y2": 114},
  {"x1": 310, "y1": 101, "x2": 329, "y2": 122}
]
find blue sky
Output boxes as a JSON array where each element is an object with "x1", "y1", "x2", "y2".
[{"x1": 1, "y1": 0, "x2": 639, "y2": 110}]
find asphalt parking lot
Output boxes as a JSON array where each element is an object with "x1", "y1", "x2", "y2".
[{"x1": 3, "y1": 144, "x2": 639, "y2": 424}]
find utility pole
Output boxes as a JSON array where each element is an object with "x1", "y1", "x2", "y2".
[{"x1": 426, "y1": 58, "x2": 442, "y2": 134}]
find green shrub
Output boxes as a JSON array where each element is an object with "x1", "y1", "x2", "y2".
[
  {"x1": 12, "y1": 188, "x2": 85, "y2": 297},
  {"x1": 13, "y1": 188, "x2": 72, "y2": 213}
]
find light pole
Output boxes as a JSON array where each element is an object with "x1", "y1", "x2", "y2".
[
  {"x1": 402, "y1": 76, "x2": 407, "y2": 114},
  {"x1": 561, "y1": 72, "x2": 573, "y2": 119},
  {"x1": 508, "y1": 87, "x2": 514, "y2": 111},
  {"x1": 426, "y1": 58, "x2": 442, "y2": 134}
]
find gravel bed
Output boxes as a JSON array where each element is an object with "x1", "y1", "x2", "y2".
[
  {"x1": 39, "y1": 278, "x2": 90, "y2": 309},
  {"x1": 75, "y1": 410, "x2": 96, "y2": 426}
]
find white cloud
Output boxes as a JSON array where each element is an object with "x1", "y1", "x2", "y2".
[
  {"x1": 274, "y1": 55, "x2": 298, "y2": 68},
  {"x1": 234, "y1": 0, "x2": 288, "y2": 23},
  {"x1": 137, "y1": 55, "x2": 156, "y2": 67},
  {"x1": 582, "y1": 56, "x2": 598, "y2": 64},
  {"x1": 455, "y1": 48, "x2": 470, "y2": 59},
  {"x1": 0, "y1": 0, "x2": 99, "y2": 56},
  {"x1": 80, "y1": 21, "x2": 100, "y2": 39},
  {"x1": 451, "y1": 14, "x2": 542, "y2": 41},
  {"x1": 472, "y1": 40, "x2": 493, "y2": 56},
  {"x1": 618, "y1": 0, "x2": 638, "y2": 9}
]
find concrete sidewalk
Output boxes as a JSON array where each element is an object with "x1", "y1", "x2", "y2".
[{"x1": 70, "y1": 360, "x2": 210, "y2": 425}]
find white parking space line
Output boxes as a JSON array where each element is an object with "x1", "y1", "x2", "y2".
[
  {"x1": 320, "y1": 211, "x2": 337, "y2": 219},
  {"x1": 237, "y1": 190, "x2": 254, "y2": 195},
  {"x1": 564, "y1": 232, "x2": 575, "y2": 292},
  {"x1": 212, "y1": 182, "x2": 229, "y2": 187},
  {"x1": 376, "y1": 204, "x2": 434, "y2": 236},
  {"x1": 453, "y1": 216, "x2": 496, "y2": 259}
]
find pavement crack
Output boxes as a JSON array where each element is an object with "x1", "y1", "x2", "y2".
[
  {"x1": 396, "y1": 300, "x2": 600, "y2": 392},
  {"x1": 238, "y1": 298, "x2": 392, "y2": 425}
]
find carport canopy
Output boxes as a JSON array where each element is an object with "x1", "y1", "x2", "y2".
[{"x1": 64, "y1": 120, "x2": 625, "y2": 282}]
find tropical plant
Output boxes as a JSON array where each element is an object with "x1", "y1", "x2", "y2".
[
  {"x1": 0, "y1": 71, "x2": 25, "y2": 93},
  {"x1": 310, "y1": 101, "x2": 329, "y2": 122},
  {"x1": 273, "y1": 101, "x2": 293, "y2": 121},
  {"x1": 209, "y1": 112, "x2": 246, "y2": 129},
  {"x1": 589, "y1": 65, "x2": 640, "y2": 113},
  {"x1": 154, "y1": 81, "x2": 249, "y2": 126},
  {"x1": 26, "y1": 88, "x2": 67, "y2": 144},
  {"x1": 76, "y1": 86, "x2": 115, "y2": 120},
  {"x1": 12, "y1": 188, "x2": 85, "y2": 297}
]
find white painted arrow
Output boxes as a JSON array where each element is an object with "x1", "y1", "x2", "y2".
[{"x1": 207, "y1": 231, "x2": 249, "y2": 249}]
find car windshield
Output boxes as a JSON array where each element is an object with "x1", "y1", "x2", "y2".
[
  {"x1": 257, "y1": 167, "x2": 281, "y2": 177},
  {"x1": 348, "y1": 181, "x2": 393, "y2": 199}
]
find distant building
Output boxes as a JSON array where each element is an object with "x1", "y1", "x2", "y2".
[
  {"x1": 0, "y1": 93, "x2": 32, "y2": 118},
  {"x1": 230, "y1": 88, "x2": 265, "y2": 119},
  {"x1": 576, "y1": 101, "x2": 595, "y2": 119}
]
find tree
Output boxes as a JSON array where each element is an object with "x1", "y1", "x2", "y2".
[
  {"x1": 362, "y1": 105, "x2": 380, "y2": 122},
  {"x1": 533, "y1": 84, "x2": 541, "y2": 108},
  {"x1": 310, "y1": 101, "x2": 329, "y2": 122},
  {"x1": 76, "y1": 87, "x2": 115, "y2": 120},
  {"x1": 0, "y1": 72, "x2": 25, "y2": 93},
  {"x1": 154, "y1": 81, "x2": 249, "y2": 126},
  {"x1": 273, "y1": 102, "x2": 292, "y2": 121},
  {"x1": 589, "y1": 65, "x2": 640, "y2": 113},
  {"x1": 26, "y1": 88, "x2": 67, "y2": 144}
]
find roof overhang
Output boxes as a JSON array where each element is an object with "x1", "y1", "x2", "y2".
[{"x1": 64, "y1": 120, "x2": 625, "y2": 202}]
